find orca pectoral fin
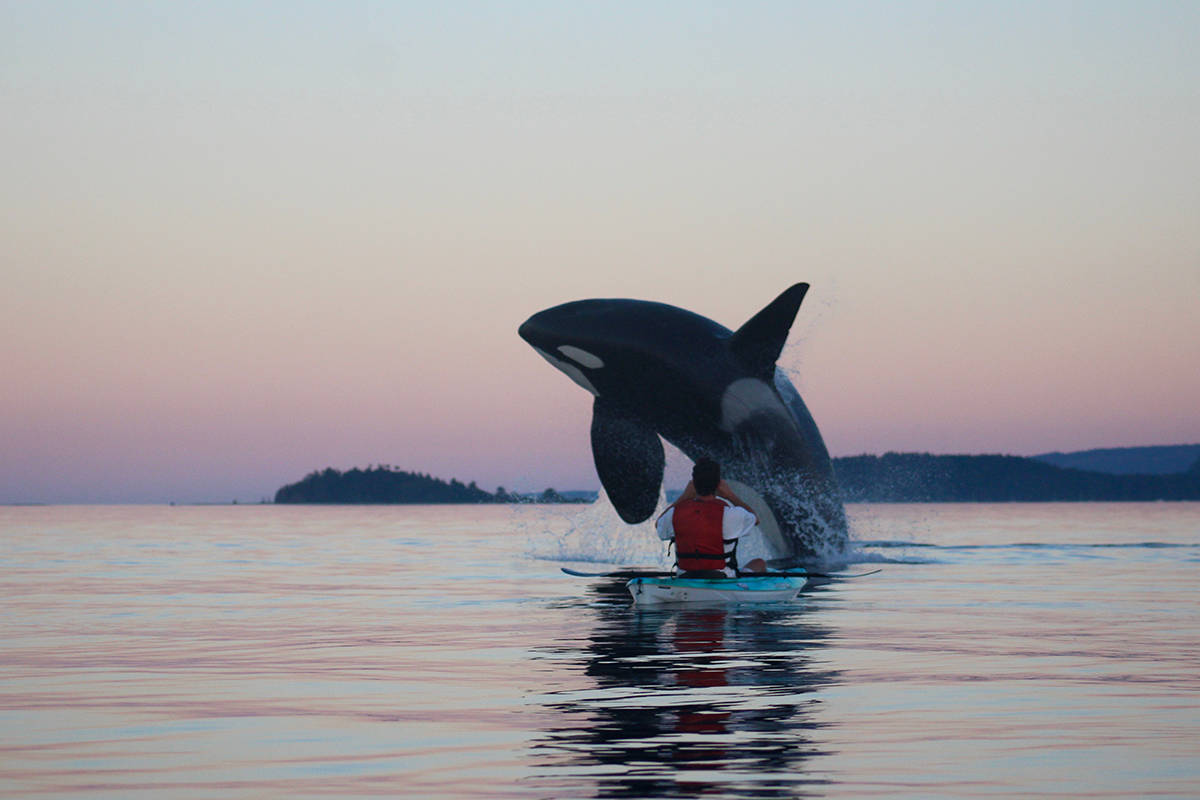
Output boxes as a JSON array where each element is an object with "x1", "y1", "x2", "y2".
[
  {"x1": 590, "y1": 398, "x2": 665, "y2": 524},
  {"x1": 729, "y1": 283, "x2": 809, "y2": 378}
]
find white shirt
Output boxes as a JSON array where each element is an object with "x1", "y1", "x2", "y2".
[{"x1": 656, "y1": 498, "x2": 758, "y2": 576}]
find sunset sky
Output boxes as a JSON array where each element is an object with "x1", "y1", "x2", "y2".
[{"x1": 3, "y1": 2, "x2": 1198, "y2": 503}]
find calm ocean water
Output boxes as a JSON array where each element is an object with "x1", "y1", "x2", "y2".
[{"x1": 1, "y1": 502, "x2": 1198, "y2": 798}]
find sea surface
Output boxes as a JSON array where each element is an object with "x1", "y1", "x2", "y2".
[{"x1": 1, "y1": 502, "x2": 1198, "y2": 798}]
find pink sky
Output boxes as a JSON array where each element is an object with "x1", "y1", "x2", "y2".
[{"x1": 3, "y1": 3, "x2": 1199, "y2": 502}]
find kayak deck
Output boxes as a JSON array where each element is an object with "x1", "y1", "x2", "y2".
[{"x1": 626, "y1": 574, "x2": 806, "y2": 605}]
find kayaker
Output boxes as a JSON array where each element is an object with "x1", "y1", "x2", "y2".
[{"x1": 656, "y1": 458, "x2": 768, "y2": 577}]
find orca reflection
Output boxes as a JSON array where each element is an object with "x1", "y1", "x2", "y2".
[{"x1": 518, "y1": 283, "x2": 848, "y2": 564}]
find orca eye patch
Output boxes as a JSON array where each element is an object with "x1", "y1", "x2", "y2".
[{"x1": 557, "y1": 345, "x2": 605, "y2": 369}]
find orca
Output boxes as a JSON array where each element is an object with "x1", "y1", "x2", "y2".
[{"x1": 518, "y1": 283, "x2": 848, "y2": 565}]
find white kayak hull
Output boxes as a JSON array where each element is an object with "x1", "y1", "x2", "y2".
[{"x1": 626, "y1": 575, "x2": 806, "y2": 605}]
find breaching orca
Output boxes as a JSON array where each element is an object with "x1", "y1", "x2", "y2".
[{"x1": 518, "y1": 283, "x2": 848, "y2": 565}]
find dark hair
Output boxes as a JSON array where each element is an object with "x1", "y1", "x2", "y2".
[{"x1": 692, "y1": 458, "x2": 720, "y2": 496}]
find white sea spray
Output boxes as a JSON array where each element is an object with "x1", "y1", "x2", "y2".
[{"x1": 525, "y1": 491, "x2": 673, "y2": 567}]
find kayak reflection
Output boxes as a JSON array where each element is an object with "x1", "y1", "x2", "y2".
[{"x1": 532, "y1": 590, "x2": 838, "y2": 798}]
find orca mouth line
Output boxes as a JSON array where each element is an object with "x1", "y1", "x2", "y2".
[
  {"x1": 533, "y1": 347, "x2": 600, "y2": 397},
  {"x1": 557, "y1": 345, "x2": 604, "y2": 369}
]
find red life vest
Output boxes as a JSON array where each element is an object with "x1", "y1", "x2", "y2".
[{"x1": 672, "y1": 498, "x2": 732, "y2": 572}]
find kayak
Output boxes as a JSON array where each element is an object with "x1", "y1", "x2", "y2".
[{"x1": 626, "y1": 574, "x2": 807, "y2": 605}]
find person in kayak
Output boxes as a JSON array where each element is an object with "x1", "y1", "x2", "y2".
[{"x1": 656, "y1": 458, "x2": 768, "y2": 577}]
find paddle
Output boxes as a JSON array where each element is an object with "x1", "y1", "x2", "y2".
[
  {"x1": 560, "y1": 566, "x2": 880, "y2": 580},
  {"x1": 561, "y1": 567, "x2": 674, "y2": 579}
]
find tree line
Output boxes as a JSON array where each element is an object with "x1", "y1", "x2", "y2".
[
  {"x1": 274, "y1": 453, "x2": 1200, "y2": 506},
  {"x1": 273, "y1": 465, "x2": 587, "y2": 505},
  {"x1": 831, "y1": 452, "x2": 1200, "y2": 502}
]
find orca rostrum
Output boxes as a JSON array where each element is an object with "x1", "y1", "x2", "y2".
[{"x1": 518, "y1": 283, "x2": 848, "y2": 565}]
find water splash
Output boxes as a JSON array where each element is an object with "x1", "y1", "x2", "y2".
[
  {"x1": 723, "y1": 466, "x2": 852, "y2": 569},
  {"x1": 526, "y1": 491, "x2": 673, "y2": 568},
  {"x1": 841, "y1": 542, "x2": 940, "y2": 565},
  {"x1": 526, "y1": 481, "x2": 856, "y2": 570}
]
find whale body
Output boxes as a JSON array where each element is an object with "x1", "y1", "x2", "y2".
[{"x1": 518, "y1": 283, "x2": 848, "y2": 565}]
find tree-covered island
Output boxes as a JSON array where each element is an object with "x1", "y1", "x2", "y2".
[{"x1": 274, "y1": 465, "x2": 588, "y2": 505}]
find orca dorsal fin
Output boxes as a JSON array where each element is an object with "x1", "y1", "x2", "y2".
[{"x1": 729, "y1": 283, "x2": 809, "y2": 376}]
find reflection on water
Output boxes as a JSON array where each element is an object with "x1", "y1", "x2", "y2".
[
  {"x1": 532, "y1": 586, "x2": 837, "y2": 799},
  {"x1": 3, "y1": 503, "x2": 1199, "y2": 799}
]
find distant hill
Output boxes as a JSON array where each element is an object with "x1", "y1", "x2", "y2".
[
  {"x1": 274, "y1": 466, "x2": 588, "y2": 505},
  {"x1": 1032, "y1": 444, "x2": 1200, "y2": 475},
  {"x1": 277, "y1": 448, "x2": 1200, "y2": 506},
  {"x1": 832, "y1": 452, "x2": 1200, "y2": 503}
]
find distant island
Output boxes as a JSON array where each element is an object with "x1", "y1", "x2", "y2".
[
  {"x1": 274, "y1": 466, "x2": 589, "y2": 505},
  {"x1": 1031, "y1": 444, "x2": 1200, "y2": 475},
  {"x1": 833, "y1": 450, "x2": 1200, "y2": 502},
  {"x1": 275, "y1": 446, "x2": 1200, "y2": 505}
]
